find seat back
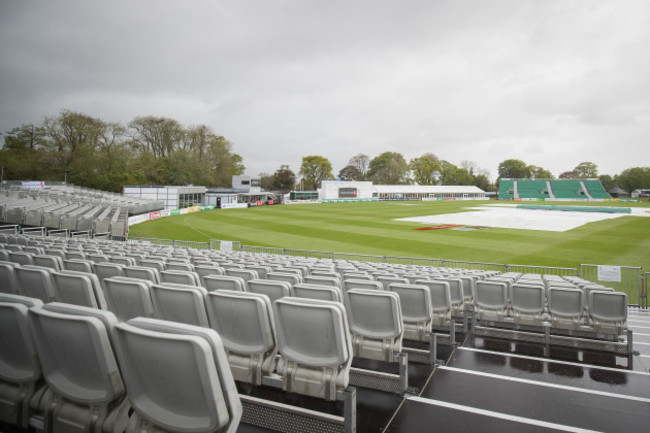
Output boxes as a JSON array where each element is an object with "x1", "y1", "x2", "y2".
[
  {"x1": 63, "y1": 259, "x2": 94, "y2": 273},
  {"x1": 225, "y1": 268, "x2": 259, "y2": 283},
  {"x1": 33, "y1": 255, "x2": 64, "y2": 271},
  {"x1": 103, "y1": 277, "x2": 155, "y2": 322},
  {"x1": 16, "y1": 266, "x2": 56, "y2": 303},
  {"x1": 588, "y1": 291, "x2": 627, "y2": 334},
  {"x1": 343, "y1": 279, "x2": 383, "y2": 293},
  {"x1": 52, "y1": 270, "x2": 106, "y2": 309},
  {"x1": 138, "y1": 259, "x2": 165, "y2": 272},
  {"x1": 150, "y1": 284, "x2": 210, "y2": 327},
  {"x1": 195, "y1": 265, "x2": 225, "y2": 280},
  {"x1": 247, "y1": 279, "x2": 292, "y2": 303},
  {"x1": 0, "y1": 296, "x2": 43, "y2": 427},
  {"x1": 376, "y1": 276, "x2": 409, "y2": 290},
  {"x1": 303, "y1": 275, "x2": 341, "y2": 288},
  {"x1": 160, "y1": 270, "x2": 201, "y2": 286},
  {"x1": 29, "y1": 304, "x2": 125, "y2": 433},
  {"x1": 548, "y1": 287, "x2": 584, "y2": 331},
  {"x1": 475, "y1": 281, "x2": 508, "y2": 322},
  {"x1": 292, "y1": 283, "x2": 342, "y2": 302},
  {"x1": 203, "y1": 275, "x2": 246, "y2": 292},
  {"x1": 124, "y1": 266, "x2": 161, "y2": 284},
  {"x1": 8, "y1": 252, "x2": 34, "y2": 266},
  {"x1": 205, "y1": 291, "x2": 277, "y2": 385},
  {"x1": 165, "y1": 262, "x2": 195, "y2": 272},
  {"x1": 414, "y1": 279, "x2": 451, "y2": 326},
  {"x1": 389, "y1": 283, "x2": 432, "y2": 341},
  {"x1": 273, "y1": 297, "x2": 351, "y2": 401},
  {"x1": 246, "y1": 266, "x2": 272, "y2": 279},
  {"x1": 0, "y1": 262, "x2": 21, "y2": 294},
  {"x1": 511, "y1": 284, "x2": 545, "y2": 326},
  {"x1": 93, "y1": 262, "x2": 125, "y2": 289},
  {"x1": 113, "y1": 318, "x2": 241, "y2": 433},
  {"x1": 267, "y1": 272, "x2": 302, "y2": 285},
  {"x1": 108, "y1": 256, "x2": 137, "y2": 267},
  {"x1": 344, "y1": 289, "x2": 403, "y2": 361}
]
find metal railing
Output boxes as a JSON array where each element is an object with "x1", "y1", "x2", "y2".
[
  {"x1": 642, "y1": 273, "x2": 649, "y2": 308},
  {"x1": 442, "y1": 259, "x2": 506, "y2": 272},
  {"x1": 384, "y1": 256, "x2": 443, "y2": 267},
  {"x1": 284, "y1": 249, "x2": 334, "y2": 259},
  {"x1": 0, "y1": 225, "x2": 20, "y2": 234},
  {"x1": 333, "y1": 252, "x2": 385, "y2": 263},
  {"x1": 21, "y1": 227, "x2": 47, "y2": 237},
  {"x1": 505, "y1": 264, "x2": 578, "y2": 277},
  {"x1": 209, "y1": 239, "x2": 242, "y2": 252},
  {"x1": 580, "y1": 264, "x2": 643, "y2": 307},
  {"x1": 174, "y1": 240, "x2": 210, "y2": 250},
  {"x1": 239, "y1": 245, "x2": 284, "y2": 255}
]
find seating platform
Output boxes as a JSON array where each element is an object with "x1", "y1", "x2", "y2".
[{"x1": 1, "y1": 234, "x2": 649, "y2": 433}]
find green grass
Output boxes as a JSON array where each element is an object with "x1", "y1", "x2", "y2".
[{"x1": 129, "y1": 200, "x2": 650, "y2": 271}]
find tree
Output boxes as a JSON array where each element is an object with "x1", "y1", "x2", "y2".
[
  {"x1": 528, "y1": 165, "x2": 554, "y2": 179},
  {"x1": 259, "y1": 172, "x2": 274, "y2": 191},
  {"x1": 574, "y1": 161, "x2": 598, "y2": 178},
  {"x1": 368, "y1": 151, "x2": 409, "y2": 184},
  {"x1": 272, "y1": 165, "x2": 296, "y2": 191},
  {"x1": 438, "y1": 160, "x2": 473, "y2": 185},
  {"x1": 617, "y1": 167, "x2": 650, "y2": 193},
  {"x1": 299, "y1": 155, "x2": 333, "y2": 189},
  {"x1": 348, "y1": 153, "x2": 370, "y2": 180},
  {"x1": 128, "y1": 116, "x2": 184, "y2": 158},
  {"x1": 338, "y1": 165, "x2": 362, "y2": 181},
  {"x1": 497, "y1": 159, "x2": 530, "y2": 179},
  {"x1": 559, "y1": 171, "x2": 577, "y2": 179},
  {"x1": 598, "y1": 174, "x2": 615, "y2": 192},
  {"x1": 409, "y1": 153, "x2": 440, "y2": 185}
]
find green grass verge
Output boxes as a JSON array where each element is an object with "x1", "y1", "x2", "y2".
[{"x1": 129, "y1": 200, "x2": 650, "y2": 271}]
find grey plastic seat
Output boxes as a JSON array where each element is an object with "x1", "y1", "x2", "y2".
[
  {"x1": 0, "y1": 295, "x2": 43, "y2": 428},
  {"x1": 273, "y1": 298, "x2": 352, "y2": 401},
  {"x1": 0, "y1": 261, "x2": 21, "y2": 294},
  {"x1": 344, "y1": 289, "x2": 403, "y2": 362},
  {"x1": 548, "y1": 288, "x2": 585, "y2": 330},
  {"x1": 206, "y1": 291, "x2": 277, "y2": 385},
  {"x1": 267, "y1": 272, "x2": 302, "y2": 285},
  {"x1": 588, "y1": 291, "x2": 627, "y2": 335},
  {"x1": 16, "y1": 266, "x2": 57, "y2": 303},
  {"x1": 225, "y1": 268, "x2": 259, "y2": 283},
  {"x1": 343, "y1": 279, "x2": 383, "y2": 293},
  {"x1": 108, "y1": 256, "x2": 137, "y2": 267},
  {"x1": 310, "y1": 270, "x2": 342, "y2": 282},
  {"x1": 436, "y1": 278, "x2": 464, "y2": 317},
  {"x1": 52, "y1": 270, "x2": 106, "y2": 309},
  {"x1": 124, "y1": 265, "x2": 161, "y2": 284},
  {"x1": 474, "y1": 281, "x2": 509, "y2": 323},
  {"x1": 247, "y1": 279, "x2": 292, "y2": 303},
  {"x1": 376, "y1": 276, "x2": 409, "y2": 290},
  {"x1": 389, "y1": 283, "x2": 432, "y2": 341},
  {"x1": 103, "y1": 277, "x2": 155, "y2": 322},
  {"x1": 303, "y1": 275, "x2": 341, "y2": 288},
  {"x1": 29, "y1": 303, "x2": 129, "y2": 433},
  {"x1": 457, "y1": 275, "x2": 476, "y2": 305},
  {"x1": 93, "y1": 262, "x2": 125, "y2": 289},
  {"x1": 160, "y1": 269, "x2": 201, "y2": 286},
  {"x1": 86, "y1": 253, "x2": 109, "y2": 263},
  {"x1": 138, "y1": 259, "x2": 166, "y2": 272},
  {"x1": 414, "y1": 280, "x2": 451, "y2": 326},
  {"x1": 150, "y1": 283, "x2": 210, "y2": 327},
  {"x1": 292, "y1": 283, "x2": 342, "y2": 302},
  {"x1": 196, "y1": 265, "x2": 225, "y2": 280},
  {"x1": 65, "y1": 251, "x2": 87, "y2": 261},
  {"x1": 246, "y1": 265, "x2": 272, "y2": 279},
  {"x1": 8, "y1": 251, "x2": 34, "y2": 266},
  {"x1": 113, "y1": 317, "x2": 241, "y2": 433},
  {"x1": 33, "y1": 255, "x2": 64, "y2": 271},
  {"x1": 165, "y1": 262, "x2": 196, "y2": 272},
  {"x1": 203, "y1": 275, "x2": 246, "y2": 292},
  {"x1": 63, "y1": 259, "x2": 94, "y2": 273},
  {"x1": 511, "y1": 284, "x2": 546, "y2": 326}
]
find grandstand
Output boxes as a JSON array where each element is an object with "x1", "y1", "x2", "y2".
[
  {"x1": 499, "y1": 179, "x2": 611, "y2": 200},
  {"x1": 1, "y1": 231, "x2": 648, "y2": 433},
  {"x1": 0, "y1": 182, "x2": 162, "y2": 237}
]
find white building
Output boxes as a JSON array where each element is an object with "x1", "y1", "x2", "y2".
[
  {"x1": 318, "y1": 181, "x2": 486, "y2": 201},
  {"x1": 123, "y1": 185, "x2": 207, "y2": 211}
]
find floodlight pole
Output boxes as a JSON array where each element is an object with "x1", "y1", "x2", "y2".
[
  {"x1": 64, "y1": 170, "x2": 70, "y2": 184},
  {"x1": 0, "y1": 166, "x2": 6, "y2": 187}
]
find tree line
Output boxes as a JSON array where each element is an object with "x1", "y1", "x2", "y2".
[
  {"x1": 3, "y1": 110, "x2": 649, "y2": 194},
  {"x1": 0, "y1": 110, "x2": 244, "y2": 192}
]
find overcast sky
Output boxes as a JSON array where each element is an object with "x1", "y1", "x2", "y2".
[{"x1": 1, "y1": 0, "x2": 649, "y2": 181}]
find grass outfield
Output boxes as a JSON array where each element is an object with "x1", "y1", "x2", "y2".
[{"x1": 129, "y1": 200, "x2": 650, "y2": 271}]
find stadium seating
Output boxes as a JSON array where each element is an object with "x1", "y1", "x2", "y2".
[
  {"x1": 515, "y1": 180, "x2": 550, "y2": 200},
  {"x1": 583, "y1": 179, "x2": 611, "y2": 199},
  {"x1": 498, "y1": 179, "x2": 515, "y2": 199},
  {"x1": 550, "y1": 179, "x2": 586, "y2": 199}
]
